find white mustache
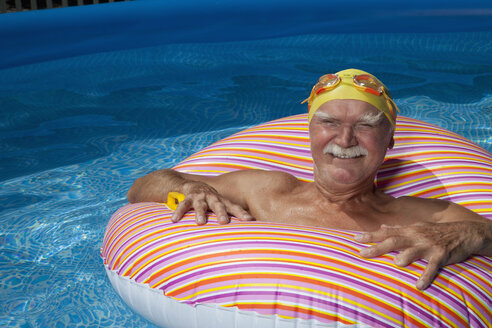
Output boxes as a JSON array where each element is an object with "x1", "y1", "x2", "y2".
[{"x1": 323, "y1": 144, "x2": 368, "y2": 159}]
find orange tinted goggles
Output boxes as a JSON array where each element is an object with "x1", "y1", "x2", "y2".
[{"x1": 302, "y1": 73, "x2": 386, "y2": 105}]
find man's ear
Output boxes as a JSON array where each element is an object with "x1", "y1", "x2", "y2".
[{"x1": 388, "y1": 136, "x2": 395, "y2": 149}]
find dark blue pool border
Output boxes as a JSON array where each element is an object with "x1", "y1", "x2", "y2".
[{"x1": 1, "y1": 0, "x2": 492, "y2": 69}]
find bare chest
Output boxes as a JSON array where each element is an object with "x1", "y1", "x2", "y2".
[{"x1": 249, "y1": 193, "x2": 421, "y2": 232}]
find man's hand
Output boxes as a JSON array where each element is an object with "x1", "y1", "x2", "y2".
[
  {"x1": 354, "y1": 221, "x2": 489, "y2": 290},
  {"x1": 127, "y1": 168, "x2": 254, "y2": 225},
  {"x1": 171, "y1": 181, "x2": 254, "y2": 225}
]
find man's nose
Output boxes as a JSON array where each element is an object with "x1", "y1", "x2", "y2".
[{"x1": 336, "y1": 125, "x2": 357, "y2": 148}]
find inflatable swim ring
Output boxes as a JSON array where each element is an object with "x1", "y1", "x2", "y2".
[{"x1": 101, "y1": 114, "x2": 492, "y2": 327}]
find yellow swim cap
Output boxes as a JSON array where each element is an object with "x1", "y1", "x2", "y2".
[{"x1": 304, "y1": 69, "x2": 399, "y2": 127}]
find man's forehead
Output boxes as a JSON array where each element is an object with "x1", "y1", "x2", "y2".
[{"x1": 315, "y1": 99, "x2": 381, "y2": 117}]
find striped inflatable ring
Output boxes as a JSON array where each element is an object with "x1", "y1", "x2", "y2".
[{"x1": 101, "y1": 114, "x2": 492, "y2": 328}]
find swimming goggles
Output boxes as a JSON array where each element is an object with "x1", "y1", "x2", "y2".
[{"x1": 302, "y1": 73, "x2": 391, "y2": 107}]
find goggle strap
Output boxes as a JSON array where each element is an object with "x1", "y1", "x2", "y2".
[
  {"x1": 301, "y1": 87, "x2": 316, "y2": 106},
  {"x1": 382, "y1": 89, "x2": 400, "y2": 118}
]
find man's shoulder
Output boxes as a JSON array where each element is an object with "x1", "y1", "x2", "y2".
[
  {"x1": 393, "y1": 195, "x2": 486, "y2": 224},
  {"x1": 394, "y1": 195, "x2": 448, "y2": 207},
  {"x1": 238, "y1": 169, "x2": 300, "y2": 182},
  {"x1": 228, "y1": 169, "x2": 302, "y2": 191},
  {"x1": 392, "y1": 195, "x2": 453, "y2": 223}
]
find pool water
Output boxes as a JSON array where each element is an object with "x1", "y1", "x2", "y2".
[{"x1": 1, "y1": 26, "x2": 491, "y2": 328}]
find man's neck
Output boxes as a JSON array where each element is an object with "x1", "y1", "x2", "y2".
[{"x1": 312, "y1": 176, "x2": 377, "y2": 205}]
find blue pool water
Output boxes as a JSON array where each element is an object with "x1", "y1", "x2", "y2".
[{"x1": 1, "y1": 1, "x2": 491, "y2": 327}]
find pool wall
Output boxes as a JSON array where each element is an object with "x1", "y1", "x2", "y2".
[{"x1": 1, "y1": 0, "x2": 492, "y2": 69}]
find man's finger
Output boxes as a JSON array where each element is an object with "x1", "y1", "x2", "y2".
[
  {"x1": 236, "y1": 210, "x2": 254, "y2": 221},
  {"x1": 359, "y1": 236, "x2": 408, "y2": 258},
  {"x1": 192, "y1": 199, "x2": 209, "y2": 225},
  {"x1": 211, "y1": 203, "x2": 231, "y2": 224},
  {"x1": 208, "y1": 199, "x2": 230, "y2": 224},
  {"x1": 171, "y1": 199, "x2": 192, "y2": 223},
  {"x1": 355, "y1": 225, "x2": 400, "y2": 243},
  {"x1": 223, "y1": 200, "x2": 254, "y2": 221},
  {"x1": 417, "y1": 258, "x2": 441, "y2": 290},
  {"x1": 395, "y1": 247, "x2": 425, "y2": 267}
]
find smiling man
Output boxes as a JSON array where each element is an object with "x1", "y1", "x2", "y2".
[{"x1": 127, "y1": 69, "x2": 492, "y2": 290}]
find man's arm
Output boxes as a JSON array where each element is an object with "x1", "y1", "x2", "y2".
[
  {"x1": 127, "y1": 169, "x2": 254, "y2": 224},
  {"x1": 355, "y1": 198, "x2": 492, "y2": 290}
]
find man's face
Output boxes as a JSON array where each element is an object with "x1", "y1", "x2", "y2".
[{"x1": 309, "y1": 99, "x2": 394, "y2": 187}]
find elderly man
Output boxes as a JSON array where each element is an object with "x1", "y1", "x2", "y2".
[{"x1": 127, "y1": 69, "x2": 492, "y2": 290}]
